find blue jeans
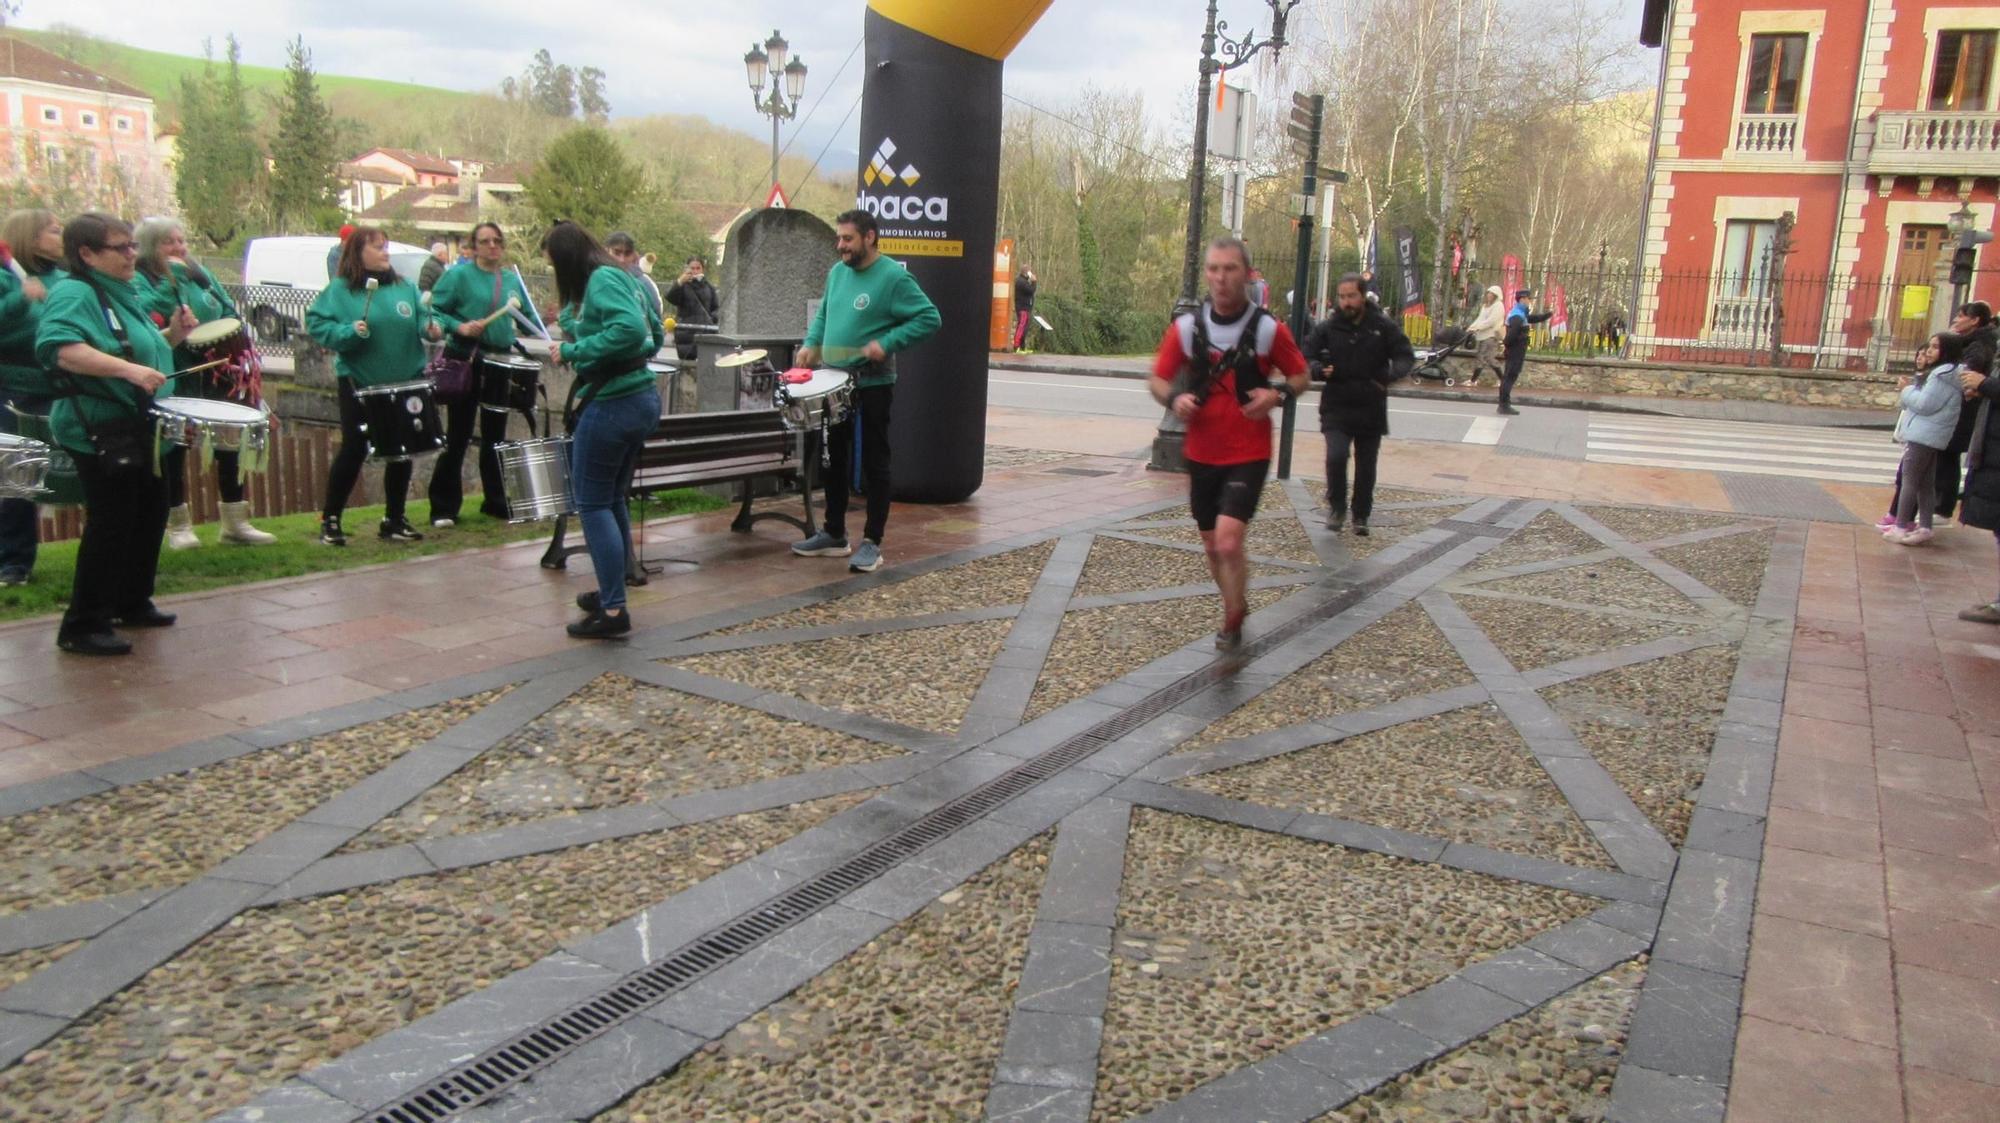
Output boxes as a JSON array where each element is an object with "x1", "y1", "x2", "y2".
[
  {"x1": 0, "y1": 394, "x2": 45, "y2": 574},
  {"x1": 571, "y1": 386, "x2": 659, "y2": 612}
]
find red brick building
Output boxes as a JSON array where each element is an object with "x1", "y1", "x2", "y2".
[
  {"x1": 0, "y1": 35, "x2": 167, "y2": 208},
  {"x1": 1636, "y1": 0, "x2": 2000, "y2": 366}
]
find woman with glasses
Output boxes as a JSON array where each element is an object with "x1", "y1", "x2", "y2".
[
  {"x1": 0, "y1": 209, "x2": 67, "y2": 588},
  {"x1": 307, "y1": 225, "x2": 434, "y2": 546},
  {"x1": 426, "y1": 222, "x2": 534, "y2": 525},
  {"x1": 544, "y1": 221, "x2": 661, "y2": 638},
  {"x1": 133, "y1": 216, "x2": 279, "y2": 548},
  {"x1": 33, "y1": 213, "x2": 191, "y2": 655}
]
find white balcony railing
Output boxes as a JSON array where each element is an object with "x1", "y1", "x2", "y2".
[
  {"x1": 1734, "y1": 114, "x2": 1800, "y2": 156},
  {"x1": 1871, "y1": 110, "x2": 2000, "y2": 174},
  {"x1": 1710, "y1": 291, "x2": 1774, "y2": 345}
]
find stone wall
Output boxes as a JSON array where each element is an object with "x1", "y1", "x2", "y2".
[{"x1": 1511, "y1": 355, "x2": 1900, "y2": 410}]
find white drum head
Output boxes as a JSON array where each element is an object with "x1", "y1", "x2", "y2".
[
  {"x1": 483, "y1": 355, "x2": 541, "y2": 375},
  {"x1": 789, "y1": 368, "x2": 852, "y2": 399},
  {"x1": 155, "y1": 397, "x2": 266, "y2": 423},
  {"x1": 184, "y1": 317, "x2": 243, "y2": 349}
]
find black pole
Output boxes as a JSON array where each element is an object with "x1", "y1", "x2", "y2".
[
  {"x1": 1278, "y1": 93, "x2": 1322, "y2": 482},
  {"x1": 1178, "y1": 0, "x2": 1221, "y2": 306}
]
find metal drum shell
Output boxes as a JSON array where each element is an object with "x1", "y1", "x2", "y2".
[
  {"x1": 479, "y1": 354, "x2": 542, "y2": 416},
  {"x1": 0, "y1": 432, "x2": 53, "y2": 500},
  {"x1": 353, "y1": 379, "x2": 444, "y2": 460},
  {"x1": 151, "y1": 398, "x2": 272, "y2": 454},
  {"x1": 5, "y1": 406, "x2": 83, "y2": 506},
  {"x1": 775, "y1": 368, "x2": 854, "y2": 431},
  {"x1": 494, "y1": 437, "x2": 576, "y2": 523}
]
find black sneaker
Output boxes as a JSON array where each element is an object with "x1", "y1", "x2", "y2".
[
  {"x1": 319, "y1": 516, "x2": 347, "y2": 547},
  {"x1": 567, "y1": 609, "x2": 631, "y2": 639},
  {"x1": 114, "y1": 604, "x2": 177, "y2": 628},
  {"x1": 57, "y1": 629, "x2": 132, "y2": 656},
  {"x1": 1498, "y1": 405, "x2": 1521, "y2": 415},
  {"x1": 379, "y1": 517, "x2": 425, "y2": 542},
  {"x1": 1326, "y1": 510, "x2": 1346, "y2": 531},
  {"x1": 1354, "y1": 521, "x2": 1371, "y2": 537}
]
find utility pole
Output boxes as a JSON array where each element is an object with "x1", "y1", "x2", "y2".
[{"x1": 1280, "y1": 92, "x2": 1339, "y2": 481}]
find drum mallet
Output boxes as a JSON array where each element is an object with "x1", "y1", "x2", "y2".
[{"x1": 361, "y1": 276, "x2": 379, "y2": 319}]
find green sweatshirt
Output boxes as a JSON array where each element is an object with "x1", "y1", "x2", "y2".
[
  {"x1": 306, "y1": 275, "x2": 429, "y2": 388},
  {"x1": 802, "y1": 254, "x2": 941, "y2": 388},
  {"x1": 33, "y1": 272, "x2": 172, "y2": 455},
  {"x1": 556, "y1": 265, "x2": 656, "y2": 401},
  {"x1": 429, "y1": 261, "x2": 534, "y2": 352},
  {"x1": 134, "y1": 261, "x2": 240, "y2": 371},
  {"x1": 0, "y1": 264, "x2": 67, "y2": 397}
]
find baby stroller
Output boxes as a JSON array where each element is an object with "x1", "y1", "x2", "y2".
[{"x1": 1411, "y1": 325, "x2": 1480, "y2": 387}]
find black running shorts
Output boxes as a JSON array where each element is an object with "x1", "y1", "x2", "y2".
[{"x1": 1186, "y1": 459, "x2": 1269, "y2": 531}]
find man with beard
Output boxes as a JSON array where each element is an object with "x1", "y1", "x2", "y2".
[
  {"x1": 790, "y1": 210, "x2": 941, "y2": 574},
  {"x1": 1151, "y1": 237, "x2": 1309, "y2": 653},
  {"x1": 1306, "y1": 274, "x2": 1414, "y2": 535}
]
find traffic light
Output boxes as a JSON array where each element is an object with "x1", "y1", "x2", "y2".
[{"x1": 1952, "y1": 229, "x2": 1994, "y2": 287}]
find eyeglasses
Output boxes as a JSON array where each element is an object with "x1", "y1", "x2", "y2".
[{"x1": 96, "y1": 241, "x2": 138, "y2": 255}]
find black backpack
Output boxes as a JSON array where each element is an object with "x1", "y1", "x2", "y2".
[{"x1": 1176, "y1": 302, "x2": 1268, "y2": 407}]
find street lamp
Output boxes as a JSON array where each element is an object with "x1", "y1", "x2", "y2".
[
  {"x1": 745, "y1": 30, "x2": 807, "y2": 198},
  {"x1": 1176, "y1": 0, "x2": 1298, "y2": 307},
  {"x1": 1152, "y1": 0, "x2": 1297, "y2": 472}
]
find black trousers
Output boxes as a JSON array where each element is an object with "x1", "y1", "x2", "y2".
[
  {"x1": 324, "y1": 380, "x2": 410, "y2": 521},
  {"x1": 1500, "y1": 348, "x2": 1526, "y2": 407},
  {"x1": 161, "y1": 445, "x2": 245, "y2": 506},
  {"x1": 428, "y1": 356, "x2": 510, "y2": 520},
  {"x1": 1323, "y1": 428, "x2": 1383, "y2": 522},
  {"x1": 824, "y1": 384, "x2": 893, "y2": 544},
  {"x1": 65, "y1": 451, "x2": 168, "y2": 636}
]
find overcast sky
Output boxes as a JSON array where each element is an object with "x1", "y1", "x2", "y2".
[{"x1": 21, "y1": 1, "x2": 1649, "y2": 177}]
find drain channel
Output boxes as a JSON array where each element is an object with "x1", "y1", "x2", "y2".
[{"x1": 361, "y1": 519, "x2": 1504, "y2": 1122}]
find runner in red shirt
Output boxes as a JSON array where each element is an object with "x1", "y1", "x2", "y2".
[{"x1": 1150, "y1": 237, "x2": 1309, "y2": 652}]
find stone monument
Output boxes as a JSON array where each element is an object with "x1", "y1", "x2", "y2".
[{"x1": 694, "y1": 209, "x2": 839, "y2": 412}]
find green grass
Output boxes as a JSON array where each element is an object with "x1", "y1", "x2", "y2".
[
  {"x1": 13, "y1": 28, "x2": 479, "y2": 123},
  {"x1": 0, "y1": 490, "x2": 727, "y2": 624}
]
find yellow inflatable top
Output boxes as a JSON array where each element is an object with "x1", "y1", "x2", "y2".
[{"x1": 867, "y1": 0, "x2": 1055, "y2": 60}]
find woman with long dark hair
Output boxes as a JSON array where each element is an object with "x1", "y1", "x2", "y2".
[
  {"x1": 306, "y1": 226, "x2": 433, "y2": 546},
  {"x1": 426, "y1": 221, "x2": 534, "y2": 525},
  {"x1": 33, "y1": 213, "x2": 186, "y2": 655},
  {"x1": 134, "y1": 216, "x2": 277, "y2": 548},
  {"x1": 544, "y1": 221, "x2": 661, "y2": 638},
  {"x1": 0, "y1": 208, "x2": 66, "y2": 587}
]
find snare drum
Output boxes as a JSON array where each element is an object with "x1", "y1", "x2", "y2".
[
  {"x1": 494, "y1": 437, "x2": 576, "y2": 522},
  {"x1": 6, "y1": 406, "x2": 83, "y2": 506},
  {"x1": 775, "y1": 368, "x2": 854, "y2": 430},
  {"x1": 479, "y1": 354, "x2": 542, "y2": 416},
  {"x1": 153, "y1": 398, "x2": 272, "y2": 456},
  {"x1": 0, "y1": 433, "x2": 52, "y2": 500},
  {"x1": 353, "y1": 380, "x2": 444, "y2": 460}
]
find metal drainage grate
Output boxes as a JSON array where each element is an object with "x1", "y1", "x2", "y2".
[{"x1": 362, "y1": 515, "x2": 1506, "y2": 1122}]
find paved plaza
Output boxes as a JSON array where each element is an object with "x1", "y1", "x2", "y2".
[{"x1": 0, "y1": 403, "x2": 1994, "y2": 1122}]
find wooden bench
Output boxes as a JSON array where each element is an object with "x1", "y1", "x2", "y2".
[{"x1": 538, "y1": 408, "x2": 820, "y2": 575}]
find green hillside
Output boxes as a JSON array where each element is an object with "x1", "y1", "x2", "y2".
[{"x1": 13, "y1": 26, "x2": 478, "y2": 126}]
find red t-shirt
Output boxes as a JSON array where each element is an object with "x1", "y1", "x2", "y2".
[{"x1": 1151, "y1": 305, "x2": 1307, "y2": 465}]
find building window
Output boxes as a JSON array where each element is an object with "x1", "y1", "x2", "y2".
[
  {"x1": 1742, "y1": 33, "x2": 1808, "y2": 115},
  {"x1": 115, "y1": 115, "x2": 132, "y2": 132},
  {"x1": 1712, "y1": 219, "x2": 1778, "y2": 340},
  {"x1": 1930, "y1": 30, "x2": 1997, "y2": 111},
  {"x1": 41, "y1": 144, "x2": 63, "y2": 167},
  {"x1": 39, "y1": 106, "x2": 59, "y2": 125},
  {"x1": 79, "y1": 111, "x2": 98, "y2": 128}
]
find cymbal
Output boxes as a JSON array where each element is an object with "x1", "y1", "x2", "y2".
[{"x1": 714, "y1": 348, "x2": 769, "y2": 369}]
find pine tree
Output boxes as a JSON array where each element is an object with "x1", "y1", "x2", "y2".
[
  {"x1": 269, "y1": 37, "x2": 340, "y2": 234},
  {"x1": 523, "y1": 126, "x2": 642, "y2": 232},
  {"x1": 174, "y1": 37, "x2": 262, "y2": 248}
]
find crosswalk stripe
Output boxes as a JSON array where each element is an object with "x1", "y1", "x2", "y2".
[
  {"x1": 1584, "y1": 414, "x2": 1902, "y2": 484},
  {"x1": 1462, "y1": 416, "x2": 1507, "y2": 445}
]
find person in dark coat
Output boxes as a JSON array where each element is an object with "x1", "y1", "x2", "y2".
[
  {"x1": 1937, "y1": 301, "x2": 1995, "y2": 520},
  {"x1": 1306, "y1": 273, "x2": 1414, "y2": 535},
  {"x1": 1499, "y1": 288, "x2": 1552, "y2": 415},
  {"x1": 1956, "y1": 349, "x2": 2000, "y2": 624},
  {"x1": 662, "y1": 254, "x2": 720, "y2": 361}
]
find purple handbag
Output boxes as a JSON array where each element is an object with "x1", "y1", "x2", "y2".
[{"x1": 427, "y1": 269, "x2": 502, "y2": 403}]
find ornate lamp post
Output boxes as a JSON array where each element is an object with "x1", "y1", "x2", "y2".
[
  {"x1": 1153, "y1": 0, "x2": 1298, "y2": 472},
  {"x1": 1176, "y1": 0, "x2": 1299, "y2": 307},
  {"x1": 744, "y1": 30, "x2": 808, "y2": 198}
]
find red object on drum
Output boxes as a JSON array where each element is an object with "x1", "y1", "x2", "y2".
[{"x1": 782, "y1": 368, "x2": 815, "y2": 384}]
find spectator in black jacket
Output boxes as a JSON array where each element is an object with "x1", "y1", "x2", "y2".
[
  {"x1": 1956, "y1": 351, "x2": 2000, "y2": 624},
  {"x1": 1012, "y1": 266, "x2": 1036, "y2": 351},
  {"x1": 417, "y1": 242, "x2": 450, "y2": 293},
  {"x1": 1306, "y1": 274, "x2": 1414, "y2": 534},
  {"x1": 1939, "y1": 301, "x2": 1996, "y2": 520},
  {"x1": 1499, "y1": 288, "x2": 1552, "y2": 415},
  {"x1": 663, "y1": 255, "x2": 720, "y2": 361}
]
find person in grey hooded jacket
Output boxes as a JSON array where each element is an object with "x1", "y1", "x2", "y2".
[{"x1": 1885, "y1": 331, "x2": 1966, "y2": 546}]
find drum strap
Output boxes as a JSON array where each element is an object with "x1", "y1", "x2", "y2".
[{"x1": 561, "y1": 353, "x2": 650, "y2": 434}]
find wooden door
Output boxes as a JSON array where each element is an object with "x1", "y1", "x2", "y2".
[{"x1": 1893, "y1": 224, "x2": 1947, "y2": 352}]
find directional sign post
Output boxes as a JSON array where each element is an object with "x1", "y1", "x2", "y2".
[{"x1": 1278, "y1": 91, "x2": 1324, "y2": 481}]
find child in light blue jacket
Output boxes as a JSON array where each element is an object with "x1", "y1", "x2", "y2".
[{"x1": 1886, "y1": 331, "x2": 1966, "y2": 545}]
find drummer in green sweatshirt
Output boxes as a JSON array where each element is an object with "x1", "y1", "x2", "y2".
[
  {"x1": 34, "y1": 213, "x2": 187, "y2": 656},
  {"x1": 426, "y1": 221, "x2": 537, "y2": 525},
  {"x1": 306, "y1": 225, "x2": 436, "y2": 546},
  {"x1": 791, "y1": 208, "x2": 941, "y2": 575},
  {"x1": 133, "y1": 216, "x2": 278, "y2": 548}
]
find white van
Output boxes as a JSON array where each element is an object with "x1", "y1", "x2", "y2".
[{"x1": 239, "y1": 235, "x2": 430, "y2": 341}]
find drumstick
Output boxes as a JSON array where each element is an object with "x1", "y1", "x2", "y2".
[
  {"x1": 166, "y1": 357, "x2": 234, "y2": 379},
  {"x1": 470, "y1": 296, "x2": 521, "y2": 334},
  {"x1": 361, "y1": 276, "x2": 380, "y2": 319}
]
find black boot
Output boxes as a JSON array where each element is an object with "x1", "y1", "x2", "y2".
[{"x1": 319, "y1": 515, "x2": 347, "y2": 546}]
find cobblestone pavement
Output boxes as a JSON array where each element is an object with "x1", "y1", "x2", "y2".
[{"x1": 0, "y1": 470, "x2": 1808, "y2": 1122}]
